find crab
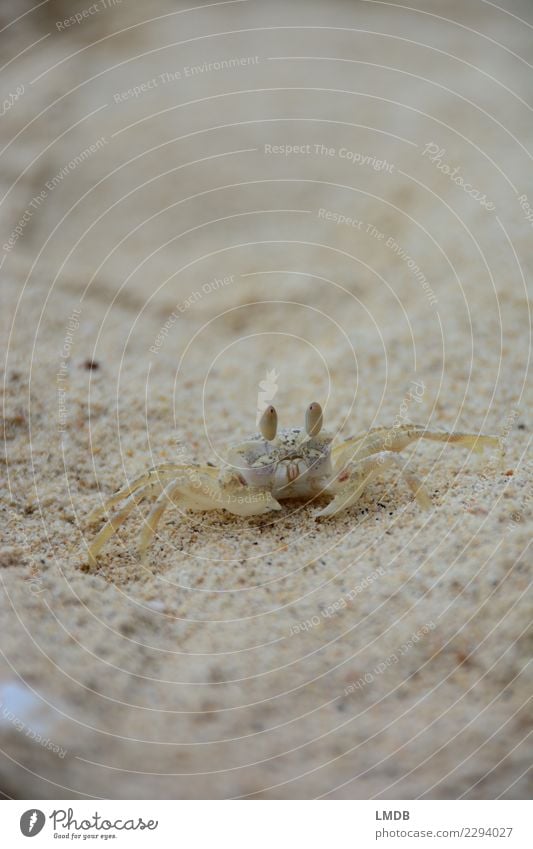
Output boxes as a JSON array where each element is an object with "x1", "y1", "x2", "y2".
[{"x1": 86, "y1": 402, "x2": 500, "y2": 566}]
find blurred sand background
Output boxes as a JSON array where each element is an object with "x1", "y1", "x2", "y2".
[{"x1": 1, "y1": 0, "x2": 532, "y2": 798}]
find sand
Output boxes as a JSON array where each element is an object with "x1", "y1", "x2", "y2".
[{"x1": 1, "y1": 0, "x2": 531, "y2": 798}]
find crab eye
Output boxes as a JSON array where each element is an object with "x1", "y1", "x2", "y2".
[
  {"x1": 305, "y1": 402, "x2": 323, "y2": 437},
  {"x1": 259, "y1": 405, "x2": 278, "y2": 441}
]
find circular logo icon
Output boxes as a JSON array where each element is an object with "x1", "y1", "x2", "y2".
[{"x1": 20, "y1": 810, "x2": 45, "y2": 837}]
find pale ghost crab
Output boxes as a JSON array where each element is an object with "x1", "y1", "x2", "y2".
[{"x1": 86, "y1": 403, "x2": 499, "y2": 566}]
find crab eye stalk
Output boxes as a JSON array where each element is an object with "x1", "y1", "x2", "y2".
[
  {"x1": 259, "y1": 405, "x2": 278, "y2": 441},
  {"x1": 305, "y1": 402, "x2": 323, "y2": 437}
]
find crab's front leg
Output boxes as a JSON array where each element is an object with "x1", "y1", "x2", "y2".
[
  {"x1": 140, "y1": 465, "x2": 282, "y2": 526},
  {"x1": 135, "y1": 468, "x2": 281, "y2": 561},
  {"x1": 87, "y1": 462, "x2": 217, "y2": 524},
  {"x1": 318, "y1": 451, "x2": 432, "y2": 518},
  {"x1": 86, "y1": 465, "x2": 281, "y2": 567},
  {"x1": 215, "y1": 467, "x2": 282, "y2": 517}
]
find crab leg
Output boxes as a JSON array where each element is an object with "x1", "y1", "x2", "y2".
[
  {"x1": 332, "y1": 425, "x2": 500, "y2": 469},
  {"x1": 319, "y1": 451, "x2": 433, "y2": 517},
  {"x1": 182, "y1": 471, "x2": 283, "y2": 518},
  {"x1": 86, "y1": 484, "x2": 162, "y2": 567},
  {"x1": 87, "y1": 463, "x2": 218, "y2": 524},
  {"x1": 138, "y1": 481, "x2": 185, "y2": 561},
  {"x1": 136, "y1": 472, "x2": 246, "y2": 561},
  {"x1": 399, "y1": 464, "x2": 433, "y2": 509},
  {"x1": 319, "y1": 467, "x2": 378, "y2": 517}
]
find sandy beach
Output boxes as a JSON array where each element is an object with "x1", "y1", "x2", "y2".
[{"x1": 1, "y1": 0, "x2": 531, "y2": 799}]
